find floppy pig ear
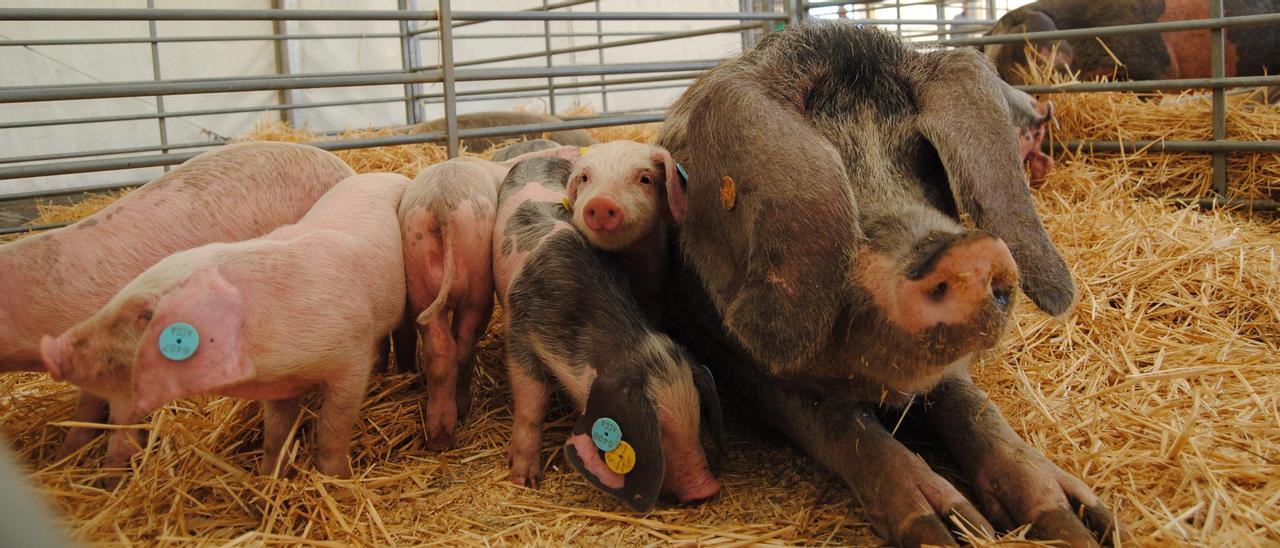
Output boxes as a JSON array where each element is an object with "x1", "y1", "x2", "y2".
[
  {"x1": 678, "y1": 77, "x2": 858, "y2": 374},
  {"x1": 651, "y1": 147, "x2": 687, "y2": 224},
  {"x1": 564, "y1": 374, "x2": 664, "y2": 512},
  {"x1": 914, "y1": 49, "x2": 1076, "y2": 316},
  {"x1": 132, "y1": 268, "x2": 253, "y2": 413}
]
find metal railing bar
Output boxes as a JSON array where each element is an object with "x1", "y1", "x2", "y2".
[
  {"x1": 0, "y1": 8, "x2": 439, "y2": 21},
  {"x1": 0, "y1": 33, "x2": 405, "y2": 46},
  {"x1": 414, "y1": 22, "x2": 757, "y2": 71},
  {"x1": 1050, "y1": 140, "x2": 1280, "y2": 153},
  {"x1": 412, "y1": 72, "x2": 704, "y2": 100},
  {"x1": 1210, "y1": 0, "x2": 1228, "y2": 196},
  {"x1": 0, "y1": 60, "x2": 720, "y2": 103},
  {"x1": 0, "y1": 96, "x2": 407, "y2": 130},
  {"x1": 0, "y1": 113, "x2": 668, "y2": 180},
  {"x1": 446, "y1": 11, "x2": 788, "y2": 22},
  {"x1": 1, "y1": 140, "x2": 223, "y2": 165},
  {"x1": 0, "y1": 31, "x2": 681, "y2": 47},
  {"x1": 1, "y1": 181, "x2": 146, "y2": 202},
  {"x1": 408, "y1": 0, "x2": 593, "y2": 37},
  {"x1": 419, "y1": 82, "x2": 691, "y2": 105},
  {"x1": 1179, "y1": 197, "x2": 1280, "y2": 210},
  {"x1": 1017, "y1": 74, "x2": 1280, "y2": 94},
  {"x1": 931, "y1": 13, "x2": 1280, "y2": 48},
  {"x1": 0, "y1": 223, "x2": 69, "y2": 236}
]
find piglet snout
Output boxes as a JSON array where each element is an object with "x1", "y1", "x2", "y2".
[
  {"x1": 669, "y1": 469, "x2": 721, "y2": 504},
  {"x1": 583, "y1": 196, "x2": 624, "y2": 233}
]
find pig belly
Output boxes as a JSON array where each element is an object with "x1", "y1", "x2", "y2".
[{"x1": 217, "y1": 377, "x2": 319, "y2": 401}]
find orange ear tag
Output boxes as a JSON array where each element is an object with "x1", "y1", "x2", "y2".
[{"x1": 720, "y1": 176, "x2": 737, "y2": 210}]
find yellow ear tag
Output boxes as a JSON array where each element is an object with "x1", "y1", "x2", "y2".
[
  {"x1": 561, "y1": 197, "x2": 572, "y2": 211},
  {"x1": 579, "y1": 146, "x2": 590, "y2": 157},
  {"x1": 605, "y1": 441, "x2": 636, "y2": 474}
]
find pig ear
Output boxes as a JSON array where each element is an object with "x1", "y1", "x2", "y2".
[
  {"x1": 563, "y1": 373, "x2": 664, "y2": 512},
  {"x1": 651, "y1": 147, "x2": 687, "y2": 224},
  {"x1": 132, "y1": 268, "x2": 253, "y2": 413},
  {"x1": 39, "y1": 335, "x2": 69, "y2": 382},
  {"x1": 565, "y1": 165, "x2": 584, "y2": 205},
  {"x1": 915, "y1": 49, "x2": 1076, "y2": 316}
]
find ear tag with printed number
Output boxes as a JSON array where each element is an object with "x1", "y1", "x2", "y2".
[
  {"x1": 158, "y1": 322, "x2": 199, "y2": 361},
  {"x1": 591, "y1": 417, "x2": 622, "y2": 452},
  {"x1": 605, "y1": 441, "x2": 636, "y2": 474}
]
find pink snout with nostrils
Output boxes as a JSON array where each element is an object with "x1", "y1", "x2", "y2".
[{"x1": 583, "y1": 196, "x2": 624, "y2": 232}]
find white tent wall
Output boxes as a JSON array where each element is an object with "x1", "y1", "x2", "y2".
[{"x1": 0, "y1": 0, "x2": 746, "y2": 197}]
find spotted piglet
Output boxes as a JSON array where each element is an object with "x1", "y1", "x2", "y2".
[
  {"x1": 564, "y1": 141, "x2": 687, "y2": 322},
  {"x1": 40, "y1": 173, "x2": 409, "y2": 479},
  {"x1": 492, "y1": 157, "x2": 722, "y2": 511}
]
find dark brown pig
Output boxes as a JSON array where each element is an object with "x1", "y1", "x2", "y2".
[
  {"x1": 986, "y1": 0, "x2": 1280, "y2": 84},
  {"x1": 0, "y1": 142, "x2": 354, "y2": 458},
  {"x1": 659, "y1": 23, "x2": 1123, "y2": 546},
  {"x1": 492, "y1": 157, "x2": 722, "y2": 512},
  {"x1": 491, "y1": 139, "x2": 560, "y2": 162},
  {"x1": 410, "y1": 111, "x2": 596, "y2": 152},
  {"x1": 40, "y1": 173, "x2": 409, "y2": 479}
]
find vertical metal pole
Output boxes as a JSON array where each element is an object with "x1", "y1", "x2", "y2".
[
  {"x1": 438, "y1": 0, "x2": 460, "y2": 157},
  {"x1": 1210, "y1": 0, "x2": 1227, "y2": 197},
  {"x1": 937, "y1": 0, "x2": 946, "y2": 41},
  {"x1": 145, "y1": 0, "x2": 169, "y2": 165},
  {"x1": 896, "y1": 0, "x2": 903, "y2": 37},
  {"x1": 398, "y1": 0, "x2": 423, "y2": 125},
  {"x1": 270, "y1": 0, "x2": 295, "y2": 127},
  {"x1": 740, "y1": 0, "x2": 754, "y2": 50},
  {"x1": 542, "y1": 0, "x2": 557, "y2": 115},
  {"x1": 593, "y1": 0, "x2": 609, "y2": 112},
  {"x1": 985, "y1": 0, "x2": 996, "y2": 21}
]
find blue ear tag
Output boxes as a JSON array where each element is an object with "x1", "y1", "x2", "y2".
[
  {"x1": 675, "y1": 163, "x2": 689, "y2": 186},
  {"x1": 698, "y1": 364, "x2": 716, "y2": 390},
  {"x1": 591, "y1": 417, "x2": 622, "y2": 452},
  {"x1": 158, "y1": 322, "x2": 199, "y2": 361}
]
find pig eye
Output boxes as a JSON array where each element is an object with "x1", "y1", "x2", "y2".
[{"x1": 639, "y1": 174, "x2": 652, "y2": 185}]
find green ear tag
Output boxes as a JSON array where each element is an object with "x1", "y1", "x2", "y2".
[{"x1": 158, "y1": 322, "x2": 199, "y2": 361}]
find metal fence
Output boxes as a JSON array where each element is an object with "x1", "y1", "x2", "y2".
[{"x1": 0, "y1": 0, "x2": 1275, "y2": 236}]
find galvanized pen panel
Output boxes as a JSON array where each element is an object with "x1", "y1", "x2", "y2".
[{"x1": 0, "y1": 0, "x2": 1275, "y2": 237}]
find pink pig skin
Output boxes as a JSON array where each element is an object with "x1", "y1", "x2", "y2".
[
  {"x1": 39, "y1": 173, "x2": 409, "y2": 479},
  {"x1": 399, "y1": 157, "x2": 508, "y2": 451},
  {"x1": 0, "y1": 142, "x2": 354, "y2": 457}
]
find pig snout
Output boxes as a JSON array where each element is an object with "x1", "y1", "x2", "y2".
[
  {"x1": 583, "y1": 196, "x2": 625, "y2": 233},
  {"x1": 665, "y1": 466, "x2": 721, "y2": 504},
  {"x1": 902, "y1": 234, "x2": 1018, "y2": 333}
]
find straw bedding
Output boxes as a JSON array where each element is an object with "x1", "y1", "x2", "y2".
[{"x1": 1, "y1": 103, "x2": 1277, "y2": 545}]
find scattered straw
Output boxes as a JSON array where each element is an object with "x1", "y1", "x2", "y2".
[{"x1": 2, "y1": 106, "x2": 1278, "y2": 544}]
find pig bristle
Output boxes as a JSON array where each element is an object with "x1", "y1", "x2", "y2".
[{"x1": 3, "y1": 103, "x2": 1279, "y2": 545}]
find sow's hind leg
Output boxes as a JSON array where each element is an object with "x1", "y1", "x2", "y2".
[
  {"x1": 421, "y1": 305, "x2": 461, "y2": 451},
  {"x1": 450, "y1": 284, "x2": 494, "y2": 425}
]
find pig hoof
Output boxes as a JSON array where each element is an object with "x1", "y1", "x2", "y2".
[
  {"x1": 973, "y1": 447, "x2": 1124, "y2": 546},
  {"x1": 898, "y1": 513, "x2": 959, "y2": 547},
  {"x1": 317, "y1": 458, "x2": 353, "y2": 479},
  {"x1": 426, "y1": 431, "x2": 455, "y2": 452},
  {"x1": 509, "y1": 457, "x2": 543, "y2": 488}
]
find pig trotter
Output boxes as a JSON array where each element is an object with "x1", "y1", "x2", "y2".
[
  {"x1": 55, "y1": 392, "x2": 110, "y2": 459},
  {"x1": 261, "y1": 397, "x2": 302, "y2": 477},
  {"x1": 925, "y1": 375, "x2": 1125, "y2": 546}
]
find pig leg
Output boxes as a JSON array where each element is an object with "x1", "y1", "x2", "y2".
[
  {"x1": 451, "y1": 293, "x2": 493, "y2": 424},
  {"x1": 421, "y1": 308, "x2": 460, "y2": 451},
  {"x1": 314, "y1": 367, "x2": 371, "y2": 478},
  {"x1": 505, "y1": 349, "x2": 551, "y2": 488},
  {"x1": 55, "y1": 392, "x2": 110, "y2": 458},
  {"x1": 719, "y1": 362, "x2": 993, "y2": 546},
  {"x1": 260, "y1": 397, "x2": 302, "y2": 476},
  {"x1": 102, "y1": 403, "x2": 145, "y2": 485},
  {"x1": 924, "y1": 374, "x2": 1124, "y2": 546}
]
